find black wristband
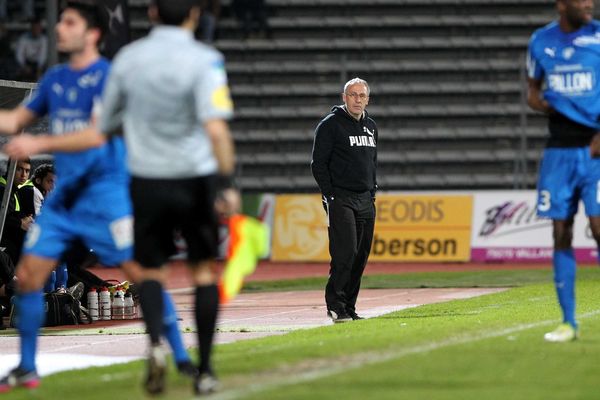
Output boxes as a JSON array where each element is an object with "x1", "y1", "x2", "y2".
[{"x1": 216, "y1": 174, "x2": 235, "y2": 190}]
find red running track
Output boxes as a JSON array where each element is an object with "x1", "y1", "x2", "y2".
[{"x1": 89, "y1": 260, "x2": 550, "y2": 290}]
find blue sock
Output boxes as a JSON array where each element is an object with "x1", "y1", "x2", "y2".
[
  {"x1": 16, "y1": 291, "x2": 45, "y2": 372},
  {"x1": 44, "y1": 270, "x2": 56, "y2": 292},
  {"x1": 55, "y1": 264, "x2": 68, "y2": 289},
  {"x1": 162, "y1": 290, "x2": 190, "y2": 364},
  {"x1": 553, "y1": 249, "x2": 577, "y2": 329}
]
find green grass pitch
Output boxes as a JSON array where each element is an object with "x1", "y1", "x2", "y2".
[{"x1": 3, "y1": 267, "x2": 600, "y2": 400}]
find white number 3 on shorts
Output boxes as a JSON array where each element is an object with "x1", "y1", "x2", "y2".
[
  {"x1": 538, "y1": 190, "x2": 551, "y2": 212},
  {"x1": 110, "y1": 216, "x2": 133, "y2": 250}
]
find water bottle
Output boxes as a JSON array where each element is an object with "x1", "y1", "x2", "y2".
[
  {"x1": 99, "y1": 287, "x2": 111, "y2": 320},
  {"x1": 124, "y1": 290, "x2": 135, "y2": 319},
  {"x1": 115, "y1": 286, "x2": 125, "y2": 301},
  {"x1": 112, "y1": 292, "x2": 125, "y2": 320},
  {"x1": 87, "y1": 287, "x2": 99, "y2": 321}
]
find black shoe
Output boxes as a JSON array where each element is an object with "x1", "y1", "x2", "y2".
[
  {"x1": 327, "y1": 309, "x2": 352, "y2": 323},
  {"x1": 144, "y1": 345, "x2": 166, "y2": 395},
  {"x1": 176, "y1": 361, "x2": 199, "y2": 379},
  {"x1": 194, "y1": 372, "x2": 219, "y2": 395},
  {"x1": 348, "y1": 311, "x2": 364, "y2": 320}
]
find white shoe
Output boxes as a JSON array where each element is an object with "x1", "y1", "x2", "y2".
[
  {"x1": 544, "y1": 323, "x2": 578, "y2": 342},
  {"x1": 194, "y1": 372, "x2": 219, "y2": 395},
  {"x1": 144, "y1": 345, "x2": 166, "y2": 395}
]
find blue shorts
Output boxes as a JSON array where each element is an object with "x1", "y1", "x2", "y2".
[
  {"x1": 537, "y1": 147, "x2": 600, "y2": 219},
  {"x1": 23, "y1": 190, "x2": 133, "y2": 266}
]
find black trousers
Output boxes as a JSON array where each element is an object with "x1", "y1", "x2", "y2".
[{"x1": 325, "y1": 190, "x2": 375, "y2": 314}]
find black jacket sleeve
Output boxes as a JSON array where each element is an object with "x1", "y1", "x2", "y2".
[
  {"x1": 0, "y1": 185, "x2": 24, "y2": 240},
  {"x1": 371, "y1": 124, "x2": 378, "y2": 198},
  {"x1": 311, "y1": 118, "x2": 335, "y2": 197}
]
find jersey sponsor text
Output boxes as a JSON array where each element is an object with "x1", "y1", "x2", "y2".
[{"x1": 548, "y1": 70, "x2": 594, "y2": 95}]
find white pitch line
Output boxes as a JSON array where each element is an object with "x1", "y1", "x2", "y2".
[
  {"x1": 43, "y1": 335, "x2": 143, "y2": 353},
  {"x1": 0, "y1": 354, "x2": 138, "y2": 378},
  {"x1": 209, "y1": 309, "x2": 600, "y2": 400},
  {"x1": 217, "y1": 306, "x2": 326, "y2": 324}
]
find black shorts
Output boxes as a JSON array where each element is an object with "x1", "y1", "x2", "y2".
[{"x1": 130, "y1": 175, "x2": 218, "y2": 268}]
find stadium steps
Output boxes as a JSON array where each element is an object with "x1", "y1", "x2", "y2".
[
  {"x1": 232, "y1": 127, "x2": 545, "y2": 145},
  {"x1": 231, "y1": 81, "x2": 521, "y2": 96},
  {"x1": 0, "y1": 0, "x2": 559, "y2": 192},
  {"x1": 227, "y1": 59, "x2": 519, "y2": 75},
  {"x1": 227, "y1": 59, "x2": 522, "y2": 87},
  {"x1": 217, "y1": 14, "x2": 551, "y2": 30},
  {"x1": 238, "y1": 149, "x2": 541, "y2": 167},
  {"x1": 230, "y1": 81, "x2": 523, "y2": 108},
  {"x1": 128, "y1": 0, "x2": 557, "y2": 191},
  {"x1": 233, "y1": 103, "x2": 526, "y2": 119},
  {"x1": 216, "y1": 35, "x2": 529, "y2": 52},
  {"x1": 214, "y1": 14, "x2": 553, "y2": 39}
]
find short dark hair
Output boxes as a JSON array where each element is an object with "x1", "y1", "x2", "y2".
[
  {"x1": 63, "y1": 0, "x2": 108, "y2": 42},
  {"x1": 153, "y1": 0, "x2": 200, "y2": 26},
  {"x1": 32, "y1": 164, "x2": 55, "y2": 184},
  {"x1": 2, "y1": 158, "x2": 31, "y2": 179}
]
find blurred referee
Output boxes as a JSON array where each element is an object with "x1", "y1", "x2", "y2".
[
  {"x1": 311, "y1": 77, "x2": 378, "y2": 323},
  {"x1": 100, "y1": 0, "x2": 238, "y2": 395}
]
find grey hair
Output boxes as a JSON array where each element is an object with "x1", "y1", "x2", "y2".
[{"x1": 343, "y1": 77, "x2": 370, "y2": 95}]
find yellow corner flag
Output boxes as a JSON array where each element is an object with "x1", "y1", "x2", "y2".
[{"x1": 219, "y1": 214, "x2": 269, "y2": 303}]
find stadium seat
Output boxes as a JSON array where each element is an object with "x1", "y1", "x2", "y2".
[{"x1": 107, "y1": 0, "x2": 555, "y2": 192}]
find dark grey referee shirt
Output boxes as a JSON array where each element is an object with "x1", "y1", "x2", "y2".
[{"x1": 98, "y1": 26, "x2": 234, "y2": 179}]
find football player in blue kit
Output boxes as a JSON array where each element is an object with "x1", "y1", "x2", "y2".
[
  {"x1": 527, "y1": 0, "x2": 600, "y2": 342},
  {"x1": 0, "y1": 1, "x2": 195, "y2": 392}
]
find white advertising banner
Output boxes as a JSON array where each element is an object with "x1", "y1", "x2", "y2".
[{"x1": 471, "y1": 191, "x2": 597, "y2": 262}]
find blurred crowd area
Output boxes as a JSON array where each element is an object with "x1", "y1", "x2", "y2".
[{"x1": 0, "y1": 18, "x2": 47, "y2": 82}]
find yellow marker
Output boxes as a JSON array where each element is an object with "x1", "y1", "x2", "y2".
[{"x1": 219, "y1": 214, "x2": 269, "y2": 303}]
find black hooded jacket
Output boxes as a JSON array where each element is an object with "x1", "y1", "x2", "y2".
[{"x1": 311, "y1": 105, "x2": 378, "y2": 198}]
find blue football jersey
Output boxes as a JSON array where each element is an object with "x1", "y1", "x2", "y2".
[
  {"x1": 527, "y1": 20, "x2": 600, "y2": 129},
  {"x1": 25, "y1": 58, "x2": 128, "y2": 199}
]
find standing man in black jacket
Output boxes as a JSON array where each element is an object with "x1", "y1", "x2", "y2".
[{"x1": 311, "y1": 77, "x2": 378, "y2": 323}]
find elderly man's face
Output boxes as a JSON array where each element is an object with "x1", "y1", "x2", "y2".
[{"x1": 342, "y1": 83, "x2": 369, "y2": 119}]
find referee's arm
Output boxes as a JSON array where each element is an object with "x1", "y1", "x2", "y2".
[{"x1": 205, "y1": 119, "x2": 235, "y2": 175}]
